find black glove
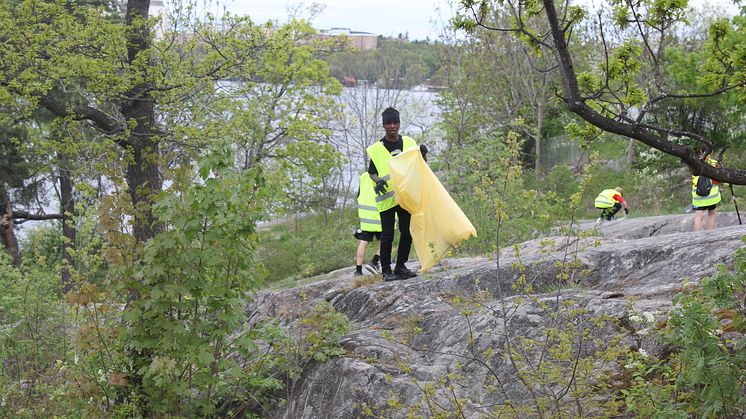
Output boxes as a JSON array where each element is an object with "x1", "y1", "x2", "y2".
[
  {"x1": 374, "y1": 179, "x2": 387, "y2": 196},
  {"x1": 624, "y1": 207, "x2": 629, "y2": 215},
  {"x1": 420, "y1": 144, "x2": 429, "y2": 161}
]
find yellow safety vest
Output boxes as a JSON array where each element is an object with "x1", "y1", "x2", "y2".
[
  {"x1": 357, "y1": 173, "x2": 382, "y2": 232},
  {"x1": 692, "y1": 158, "x2": 721, "y2": 207},
  {"x1": 594, "y1": 189, "x2": 620, "y2": 209},
  {"x1": 366, "y1": 136, "x2": 418, "y2": 212}
]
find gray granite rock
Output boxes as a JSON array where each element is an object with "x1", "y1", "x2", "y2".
[{"x1": 249, "y1": 212, "x2": 745, "y2": 418}]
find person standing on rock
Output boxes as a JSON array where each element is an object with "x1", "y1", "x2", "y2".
[
  {"x1": 594, "y1": 187, "x2": 629, "y2": 222},
  {"x1": 353, "y1": 172, "x2": 382, "y2": 276},
  {"x1": 367, "y1": 107, "x2": 426, "y2": 282},
  {"x1": 692, "y1": 144, "x2": 721, "y2": 231}
]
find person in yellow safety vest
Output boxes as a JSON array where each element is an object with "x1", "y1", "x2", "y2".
[
  {"x1": 594, "y1": 187, "x2": 629, "y2": 223},
  {"x1": 354, "y1": 172, "x2": 382, "y2": 276},
  {"x1": 367, "y1": 107, "x2": 428, "y2": 282},
  {"x1": 692, "y1": 144, "x2": 722, "y2": 232}
]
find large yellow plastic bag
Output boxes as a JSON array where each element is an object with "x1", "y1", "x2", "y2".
[{"x1": 388, "y1": 147, "x2": 477, "y2": 271}]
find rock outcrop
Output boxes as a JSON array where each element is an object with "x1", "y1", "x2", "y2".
[{"x1": 250, "y1": 213, "x2": 745, "y2": 418}]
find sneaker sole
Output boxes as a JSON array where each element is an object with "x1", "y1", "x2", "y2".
[{"x1": 362, "y1": 265, "x2": 378, "y2": 275}]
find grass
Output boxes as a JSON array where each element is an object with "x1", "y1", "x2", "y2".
[
  {"x1": 256, "y1": 144, "x2": 746, "y2": 289},
  {"x1": 257, "y1": 207, "x2": 397, "y2": 288}
]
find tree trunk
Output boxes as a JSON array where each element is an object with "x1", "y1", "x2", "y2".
[
  {"x1": 59, "y1": 153, "x2": 76, "y2": 292},
  {"x1": 0, "y1": 188, "x2": 21, "y2": 267},
  {"x1": 534, "y1": 76, "x2": 548, "y2": 177},
  {"x1": 535, "y1": 106, "x2": 544, "y2": 177},
  {"x1": 122, "y1": 2, "x2": 163, "y2": 410},
  {"x1": 123, "y1": 136, "x2": 163, "y2": 243},
  {"x1": 122, "y1": 0, "x2": 163, "y2": 244},
  {"x1": 626, "y1": 138, "x2": 635, "y2": 167}
]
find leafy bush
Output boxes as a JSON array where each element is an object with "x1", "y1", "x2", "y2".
[
  {"x1": 18, "y1": 225, "x2": 62, "y2": 271},
  {"x1": 623, "y1": 238, "x2": 746, "y2": 417},
  {"x1": 0, "y1": 143, "x2": 352, "y2": 417},
  {"x1": 102, "y1": 144, "x2": 350, "y2": 416},
  {"x1": 106, "y1": 145, "x2": 274, "y2": 416},
  {"x1": 0, "y1": 244, "x2": 69, "y2": 417},
  {"x1": 445, "y1": 131, "x2": 574, "y2": 254}
]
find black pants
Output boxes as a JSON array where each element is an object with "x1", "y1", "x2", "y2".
[
  {"x1": 379, "y1": 204, "x2": 412, "y2": 274},
  {"x1": 600, "y1": 203, "x2": 621, "y2": 220}
]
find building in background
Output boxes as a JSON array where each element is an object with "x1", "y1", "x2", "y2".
[
  {"x1": 148, "y1": 4, "x2": 378, "y2": 51},
  {"x1": 318, "y1": 28, "x2": 378, "y2": 50},
  {"x1": 149, "y1": 0, "x2": 168, "y2": 37}
]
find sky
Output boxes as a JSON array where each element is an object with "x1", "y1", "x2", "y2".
[
  {"x1": 208, "y1": 0, "x2": 740, "y2": 42},
  {"x1": 211, "y1": 0, "x2": 456, "y2": 41}
]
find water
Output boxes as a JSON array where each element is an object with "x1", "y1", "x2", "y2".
[
  {"x1": 13, "y1": 86, "x2": 443, "y2": 238},
  {"x1": 332, "y1": 86, "x2": 443, "y2": 203}
]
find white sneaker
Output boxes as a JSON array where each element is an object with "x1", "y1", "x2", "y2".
[{"x1": 596, "y1": 217, "x2": 603, "y2": 224}]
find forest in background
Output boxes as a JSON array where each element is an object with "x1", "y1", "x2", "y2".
[
  {"x1": 0, "y1": 0, "x2": 745, "y2": 416},
  {"x1": 324, "y1": 38, "x2": 443, "y2": 89}
]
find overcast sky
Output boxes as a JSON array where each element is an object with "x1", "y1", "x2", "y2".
[
  {"x1": 211, "y1": 0, "x2": 455, "y2": 41},
  {"x1": 208, "y1": 0, "x2": 740, "y2": 41}
]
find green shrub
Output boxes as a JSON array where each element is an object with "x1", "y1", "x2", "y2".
[
  {"x1": 109, "y1": 146, "x2": 274, "y2": 416},
  {"x1": 623, "y1": 238, "x2": 746, "y2": 417},
  {"x1": 0, "y1": 246, "x2": 70, "y2": 417},
  {"x1": 107, "y1": 144, "x2": 350, "y2": 416},
  {"x1": 18, "y1": 224, "x2": 63, "y2": 271}
]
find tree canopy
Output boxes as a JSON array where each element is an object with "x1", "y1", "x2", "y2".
[
  {"x1": 0, "y1": 0, "x2": 347, "y2": 413},
  {"x1": 455, "y1": 0, "x2": 746, "y2": 183}
]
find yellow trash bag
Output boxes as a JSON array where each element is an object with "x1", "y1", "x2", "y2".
[{"x1": 388, "y1": 147, "x2": 477, "y2": 272}]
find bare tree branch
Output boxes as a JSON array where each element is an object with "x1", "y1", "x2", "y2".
[
  {"x1": 37, "y1": 94, "x2": 124, "y2": 136},
  {"x1": 13, "y1": 210, "x2": 64, "y2": 222}
]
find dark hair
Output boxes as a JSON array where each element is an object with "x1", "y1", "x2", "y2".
[{"x1": 382, "y1": 107, "x2": 400, "y2": 124}]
